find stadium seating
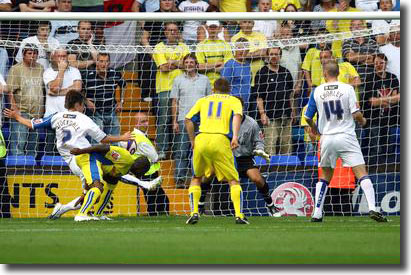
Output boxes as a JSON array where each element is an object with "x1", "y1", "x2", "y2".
[
  {"x1": 5, "y1": 155, "x2": 37, "y2": 166},
  {"x1": 304, "y1": 155, "x2": 319, "y2": 166},
  {"x1": 254, "y1": 155, "x2": 302, "y2": 166},
  {"x1": 39, "y1": 155, "x2": 68, "y2": 166}
]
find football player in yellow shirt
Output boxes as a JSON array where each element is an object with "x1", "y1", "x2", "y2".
[
  {"x1": 70, "y1": 145, "x2": 150, "y2": 222},
  {"x1": 185, "y1": 78, "x2": 248, "y2": 224}
]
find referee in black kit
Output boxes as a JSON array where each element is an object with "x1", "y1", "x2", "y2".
[{"x1": 82, "y1": 52, "x2": 126, "y2": 136}]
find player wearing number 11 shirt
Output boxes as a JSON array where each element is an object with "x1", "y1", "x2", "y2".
[
  {"x1": 304, "y1": 60, "x2": 387, "y2": 223},
  {"x1": 184, "y1": 78, "x2": 248, "y2": 225}
]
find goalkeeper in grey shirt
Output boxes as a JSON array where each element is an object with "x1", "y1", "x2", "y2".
[{"x1": 199, "y1": 114, "x2": 278, "y2": 216}]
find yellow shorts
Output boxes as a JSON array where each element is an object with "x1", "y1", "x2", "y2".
[
  {"x1": 192, "y1": 133, "x2": 239, "y2": 182},
  {"x1": 75, "y1": 153, "x2": 104, "y2": 186}
]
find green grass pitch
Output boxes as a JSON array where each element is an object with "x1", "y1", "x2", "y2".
[{"x1": 0, "y1": 216, "x2": 400, "y2": 264}]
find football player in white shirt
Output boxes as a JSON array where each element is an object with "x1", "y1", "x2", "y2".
[
  {"x1": 304, "y1": 60, "x2": 387, "y2": 223},
  {"x1": 4, "y1": 91, "x2": 131, "y2": 220}
]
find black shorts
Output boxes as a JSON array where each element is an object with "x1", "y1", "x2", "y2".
[{"x1": 235, "y1": 156, "x2": 257, "y2": 178}]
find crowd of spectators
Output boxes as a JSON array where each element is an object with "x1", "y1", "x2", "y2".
[{"x1": 0, "y1": 0, "x2": 401, "y2": 182}]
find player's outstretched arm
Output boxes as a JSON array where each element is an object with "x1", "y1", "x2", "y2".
[
  {"x1": 70, "y1": 144, "x2": 110, "y2": 155},
  {"x1": 3, "y1": 108, "x2": 34, "y2": 129},
  {"x1": 352, "y1": 111, "x2": 367, "y2": 127},
  {"x1": 101, "y1": 131, "x2": 132, "y2": 143}
]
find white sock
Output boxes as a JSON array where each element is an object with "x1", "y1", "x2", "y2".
[
  {"x1": 60, "y1": 196, "x2": 82, "y2": 215},
  {"x1": 360, "y1": 177, "x2": 376, "y2": 212},
  {"x1": 312, "y1": 180, "x2": 329, "y2": 219}
]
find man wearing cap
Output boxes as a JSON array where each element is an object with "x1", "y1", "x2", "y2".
[
  {"x1": 196, "y1": 20, "x2": 233, "y2": 89},
  {"x1": 6, "y1": 45, "x2": 44, "y2": 156}
]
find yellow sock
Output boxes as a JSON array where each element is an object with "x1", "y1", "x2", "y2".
[
  {"x1": 78, "y1": 187, "x2": 102, "y2": 215},
  {"x1": 94, "y1": 183, "x2": 116, "y2": 217},
  {"x1": 230, "y1": 184, "x2": 244, "y2": 219},
  {"x1": 188, "y1": 185, "x2": 201, "y2": 216}
]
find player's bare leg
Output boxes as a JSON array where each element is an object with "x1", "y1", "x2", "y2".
[
  {"x1": 186, "y1": 177, "x2": 202, "y2": 224},
  {"x1": 246, "y1": 168, "x2": 278, "y2": 216},
  {"x1": 352, "y1": 164, "x2": 387, "y2": 222},
  {"x1": 311, "y1": 167, "x2": 333, "y2": 222}
]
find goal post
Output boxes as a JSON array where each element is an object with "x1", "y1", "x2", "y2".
[{"x1": 0, "y1": 11, "x2": 400, "y2": 219}]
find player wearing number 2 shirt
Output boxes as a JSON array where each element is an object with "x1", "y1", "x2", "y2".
[
  {"x1": 304, "y1": 60, "x2": 387, "y2": 223},
  {"x1": 184, "y1": 78, "x2": 248, "y2": 225},
  {"x1": 3, "y1": 91, "x2": 130, "y2": 185}
]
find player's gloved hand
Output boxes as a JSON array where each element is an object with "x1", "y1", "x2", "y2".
[
  {"x1": 253, "y1": 149, "x2": 270, "y2": 162},
  {"x1": 147, "y1": 176, "x2": 163, "y2": 191}
]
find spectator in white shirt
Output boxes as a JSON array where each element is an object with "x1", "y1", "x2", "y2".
[
  {"x1": 42, "y1": 47, "x2": 82, "y2": 154},
  {"x1": 178, "y1": 0, "x2": 209, "y2": 44},
  {"x1": 278, "y1": 23, "x2": 303, "y2": 96},
  {"x1": 0, "y1": 0, "x2": 12, "y2": 11},
  {"x1": 253, "y1": 0, "x2": 278, "y2": 39},
  {"x1": 371, "y1": 0, "x2": 400, "y2": 45},
  {"x1": 43, "y1": 47, "x2": 82, "y2": 116},
  {"x1": 16, "y1": 21, "x2": 60, "y2": 70},
  {"x1": 355, "y1": 0, "x2": 396, "y2": 11},
  {"x1": 379, "y1": 26, "x2": 400, "y2": 83},
  {"x1": 50, "y1": 0, "x2": 79, "y2": 45}
]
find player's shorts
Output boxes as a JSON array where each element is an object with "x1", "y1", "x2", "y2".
[
  {"x1": 235, "y1": 156, "x2": 257, "y2": 178},
  {"x1": 192, "y1": 133, "x2": 239, "y2": 182},
  {"x1": 75, "y1": 153, "x2": 104, "y2": 186},
  {"x1": 67, "y1": 156, "x2": 86, "y2": 187},
  {"x1": 320, "y1": 133, "x2": 365, "y2": 168}
]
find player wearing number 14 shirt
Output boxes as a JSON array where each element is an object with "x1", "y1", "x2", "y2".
[{"x1": 304, "y1": 60, "x2": 387, "y2": 223}]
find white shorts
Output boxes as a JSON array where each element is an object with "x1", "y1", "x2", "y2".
[{"x1": 320, "y1": 133, "x2": 365, "y2": 168}]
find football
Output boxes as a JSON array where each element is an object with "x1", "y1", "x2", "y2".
[{"x1": 119, "y1": 139, "x2": 137, "y2": 155}]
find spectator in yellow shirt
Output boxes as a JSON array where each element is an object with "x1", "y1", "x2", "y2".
[
  {"x1": 326, "y1": 0, "x2": 360, "y2": 60},
  {"x1": 152, "y1": 21, "x2": 190, "y2": 159},
  {"x1": 231, "y1": 20, "x2": 268, "y2": 87},
  {"x1": 319, "y1": 48, "x2": 362, "y2": 100},
  {"x1": 272, "y1": 0, "x2": 301, "y2": 11}
]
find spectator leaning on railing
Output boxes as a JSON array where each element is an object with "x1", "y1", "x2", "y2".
[
  {"x1": 342, "y1": 19, "x2": 378, "y2": 85},
  {"x1": 7, "y1": 44, "x2": 44, "y2": 156},
  {"x1": 49, "y1": 0, "x2": 79, "y2": 45},
  {"x1": 152, "y1": 21, "x2": 190, "y2": 160},
  {"x1": 67, "y1": 20, "x2": 98, "y2": 72},
  {"x1": 361, "y1": 53, "x2": 400, "y2": 166},
  {"x1": 16, "y1": 21, "x2": 60, "y2": 70},
  {"x1": 82, "y1": 52, "x2": 126, "y2": 138},
  {"x1": 378, "y1": 25, "x2": 400, "y2": 83}
]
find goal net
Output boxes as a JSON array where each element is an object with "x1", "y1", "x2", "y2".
[{"x1": 0, "y1": 11, "x2": 400, "y2": 219}]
